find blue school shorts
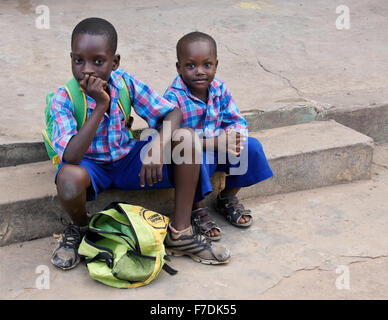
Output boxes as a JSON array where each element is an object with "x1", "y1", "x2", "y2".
[
  {"x1": 55, "y1": 137, "x2": 272, "y2": 203},
  {"x1": 194, "y1": 136, "x2": 273, "y2": 203},
  {"x1": 55, "y1": 139, "x2": 214, "y2": 202}
]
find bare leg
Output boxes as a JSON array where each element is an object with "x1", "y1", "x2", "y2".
[
  {"x1": 56, "y1": 164, "x2": 91, "y2": 227},
  {"x1": 51, "y1": 164, "x2": 91, "y2": 269},
  {"x1": 170, "y1": 129, "x2": 200, "y2": 231},
  {"x1": 159, "y1": 129, "x2": 231, "y2": 264},
  {"x1": 219, "y1": 187, "x2": 240, "y2": 198},
  {"x1": 172, "y1": 163, "x2": 200, "y2": 230}
]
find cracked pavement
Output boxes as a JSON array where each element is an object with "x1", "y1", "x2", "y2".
[
  {"x1": 256, "y1": 57, "x2": 305, "y2": 98},
  {"x1": 1, "y1": 0, "x2": 388, "y2": 143}
]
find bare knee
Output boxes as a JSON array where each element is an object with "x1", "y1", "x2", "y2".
[{"x1": 56, "y1": 165, "x2": 90, "y2": 201}]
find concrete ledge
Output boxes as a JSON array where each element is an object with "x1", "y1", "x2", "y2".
[
  {"x1": 243, "y1": 102, "x2": 388, "y2": 145},
  {"x1": 241, "y1": 121, "x2": 374, "y2": 199},
  {"x1": 0, "y1": 128, "x2": 145, "y2": 168},
  {"x1": 242, "y1": 101, "x2": 331, "y2": 131},
  {"x1": 2, "y1": 102, "x2": 387, "y2": 167},
  {"x1": 0, "y1": 142, "x2": 49, "y2": 167},
  {"x1": 0, "y1": 121, "x2": 373, "y2": 246},
  {"x1": 326, "y1": 103, "x2": 388, "y2": 144}
]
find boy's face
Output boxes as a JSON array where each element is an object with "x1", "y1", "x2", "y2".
[
  {"x1": 71, "y1": 33, "x2": 120, "y2": 84},
  {"x1": 176, "y1": 40, "x2": 218, "y2": 97}
]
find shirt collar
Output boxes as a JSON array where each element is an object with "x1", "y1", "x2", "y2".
[{"x1": 108, "y1": 69, "x2": 125, "y2": 91}]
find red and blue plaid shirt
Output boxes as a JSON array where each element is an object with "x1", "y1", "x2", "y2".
[
  {"x1": 163, "y1": 75, "x2": 248, "y2": 137},
  {"x1": 51, "y1": 69, "x2": 175, "y2": 163}
]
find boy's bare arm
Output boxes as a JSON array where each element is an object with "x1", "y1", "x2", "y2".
[{"x1": 62, "y1": 75, "x2": 110, "y2": 164}]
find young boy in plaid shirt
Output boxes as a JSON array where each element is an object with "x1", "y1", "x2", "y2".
[
  {"x1": 164, "y1": 32, "x2": 273, "y2": 241},
  {"x1": 50, "y1": 19, "x2": 230, "y2": 270}
]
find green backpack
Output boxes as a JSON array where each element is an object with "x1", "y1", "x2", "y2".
[
  {"x1": 78, "y1": 202, "x2": 177, "y2": 288},
  {"x1": 42, "y1": 77, "x2": 134, "y2": 168}
]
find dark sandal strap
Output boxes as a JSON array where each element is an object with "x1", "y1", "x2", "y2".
[
  {"x1": 218, "y1": 196, "x2": 252, "y2": 224},
  {"x1": 191, "y1": 207, "x2": 221, "y2": 234}
]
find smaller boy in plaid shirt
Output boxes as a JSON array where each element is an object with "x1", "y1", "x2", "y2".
[{"x1": 164, "y1": 32, "x2": 273, "y2": 241}]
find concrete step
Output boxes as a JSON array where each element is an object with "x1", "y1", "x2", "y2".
[
  {"x1": 2, "y1": 142, "x2": 388, "y2": 300},
  {"x1": 2, "y1": 102, "x2": 387, "y2": 168},
  {"x1": 238, "y1": 120, "x2": 374, "y2": 200},
  {"x1": 0, "y1": 128, "x2": 144, "y2": 168},
  {"x1": 243, "y1": 102, "x2": 388, "y2": 144},
  {"x1": 0, "y1": 120, "x2": 374, "y2": 246}
]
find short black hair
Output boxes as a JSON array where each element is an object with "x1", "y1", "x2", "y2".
[
  {"x1": 176, "y1": 31, "x2": 217, "y2": 62},
  {"x1": 71, "y1": 17, "x2": 118, "y2": 54}
]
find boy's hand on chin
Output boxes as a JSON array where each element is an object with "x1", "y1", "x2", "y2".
[{"x1": 79, "y1": 74, "x2": 110, "y2": 108}]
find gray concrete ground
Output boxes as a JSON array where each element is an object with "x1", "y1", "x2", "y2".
[
  {"x1": 1, "y1": 0, "x2": 388, "y2": 144},
  {"x1": 1, "y1": 143, "x2": 388, "y2": 300}
]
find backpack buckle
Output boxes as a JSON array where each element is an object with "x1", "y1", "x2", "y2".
[{"x1": 106, "y1": 258, "x2": 114, "y2": 268}]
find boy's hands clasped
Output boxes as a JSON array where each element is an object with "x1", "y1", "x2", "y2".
[{"x1": 217, "y1": 128, "x2": 247, "y2": 156}]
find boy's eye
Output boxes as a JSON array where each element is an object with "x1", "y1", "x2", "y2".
[
  {"x1": 95, "y1": 59, "x2": 104, "y2": 65},
  {"x1": 185, "y1": 63, "x2": 195, "y2": 69},
  {"x1": 73, "y1": 57, "x2": 83, "y2": 64},
  {"x1": 204, "y1": 63, "x2": 212, "y2": 68}
]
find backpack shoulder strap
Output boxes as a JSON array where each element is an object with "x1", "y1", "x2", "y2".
[
  {"x1": 118, "y1": 77, "x2": 133, "y2": 127},
  {"x1": 64, "y1": 78, "x2": 87, "y2": 131}
]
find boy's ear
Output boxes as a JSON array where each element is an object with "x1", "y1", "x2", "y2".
[
  {"x1": 215, "y1": 59, "x2": 218, "y2": 69},
  {"x1": 176, "y1": 61, "x2": 181, "y2": 74},
  {"x1": 112, "y1": 54, "x2": 120, "y2": 71}
]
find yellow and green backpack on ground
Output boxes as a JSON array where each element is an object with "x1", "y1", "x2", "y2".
[{"x1": 78, "y1": 202, "x2": 176, "y2": 288}]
